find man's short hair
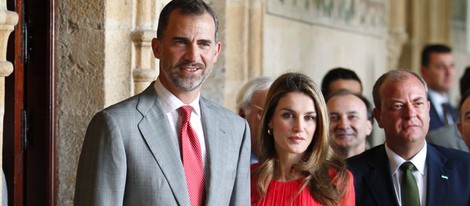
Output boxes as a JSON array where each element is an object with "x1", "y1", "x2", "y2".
[
  {"x1": 460, "y1": 89, "x2": 470, "y2": 111},
  {"x1": 157, "y1": 0, "x2": 219, "y2": 41},
  {"x1": 236, "y1": 77, "x2": 274, "y2": 114},
  {"x1": 460, "y1": 66, "x2": 470, "y2": 98},
  {"x1": 421, "y1": 44, "x2": 452, "y2": 67},
  {"x1": 321, "y1": 67, "x2": 362, "y2": 98}
]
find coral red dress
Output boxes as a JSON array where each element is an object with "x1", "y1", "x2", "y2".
[{"x1": 251, "y1": 164, "x2": 355, "y2": 206}]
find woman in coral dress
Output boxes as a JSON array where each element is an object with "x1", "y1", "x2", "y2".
[{"x1": 251, "y1": 73, "x2": 355, "y2": 206}]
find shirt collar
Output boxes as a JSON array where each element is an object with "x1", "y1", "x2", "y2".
[
  {"x1": 154, "y1": 79, "x2": 201, "y2": 115},
  {"x1": 428, "y1": 89, "x2": 448, "y2": 105},
  {"x1": 385, "y1": 142, "x2": 427, "y2": 176}
]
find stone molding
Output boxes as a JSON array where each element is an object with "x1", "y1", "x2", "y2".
[
  {"x1": 131, "y1": 0, "x2": 158, "y2": 94},
  {"x1": 387, "y1": 0, "x2": 408, "y2": 71},
  {"x1": 131, "y1": 29, "x2": 157, "y2": 94}
]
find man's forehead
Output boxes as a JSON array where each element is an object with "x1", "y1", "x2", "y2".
[
  {"x1": 461, "y1": 98, "x2": 470, "y2": 113},
  {"x1": 330, "y1": 93, "x2": 362, "y2": 103},
  {"x1": 168, "y1": 10, "x2": 214, "y2": 27},
  {"x1": 384, "y1": 75, "x2": 425, "y2": 91}
]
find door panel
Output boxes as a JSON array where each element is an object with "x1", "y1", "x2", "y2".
[{"x1": 4, "y1": 0, "x2": 55, "y2": 205}]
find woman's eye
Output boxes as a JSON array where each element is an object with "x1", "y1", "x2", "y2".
[
  {"x1": 305, "y1": 115, "x2": 316, "y2": 121},
  {"x1": 282, "y1": 113, "x2": 293, "y2": 119}
]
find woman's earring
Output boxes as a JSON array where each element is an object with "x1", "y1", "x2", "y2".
[{"x1": 267, "y1": 129, "x2": 272, "y2": 135}]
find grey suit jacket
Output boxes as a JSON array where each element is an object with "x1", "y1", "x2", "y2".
[
  {"x1": 426, "y1": 125, "x2": 469, "y2": 152},
  {"x1": 74, "y1": 84, "x2": 251, "y2": 206}
]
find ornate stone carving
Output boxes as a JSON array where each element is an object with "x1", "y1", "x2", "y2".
[
  {"x1": 131, "y1": 30, "x2": 157, "y2": 94},
  {"x1": 0, "y1": 0, "x2": 18, "y2": 203},
  {"x1": 131, "y1": 0, "x2": 158, "y2": 94}
]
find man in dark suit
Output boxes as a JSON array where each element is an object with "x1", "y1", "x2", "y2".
[
  {"x1": 348, "y1": 70, "x2": 470, "y2": 206},
  {"x1": 420, "y1": 44, "x2": 457, "y2": 131},
  {"x1": 74, "y1": 0, "x2": 251, "y2": 205}
]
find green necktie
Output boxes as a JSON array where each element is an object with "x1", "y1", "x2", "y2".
[{"x1": 400, "y1": 162, "x2": 420, "y2": 206}]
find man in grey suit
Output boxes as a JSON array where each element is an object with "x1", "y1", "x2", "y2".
[
  {"x1": 74, "y1": 0, "x2": 251, "y2": 205},
  {"x1": 426, "y1": 125, "x2": 469, "y2": 152}
]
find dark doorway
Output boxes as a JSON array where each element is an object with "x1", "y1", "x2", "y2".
[{"x1": 4, "y1": 0, "x2": 55, "y2": 205}]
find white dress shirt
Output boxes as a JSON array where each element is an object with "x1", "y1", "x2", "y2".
[
  {"x1": 385, "y1": 143, "x2": 427, "y2": 206},
  {"x1": 154, "y1": 79, "x2": 207, "y2": 167}
]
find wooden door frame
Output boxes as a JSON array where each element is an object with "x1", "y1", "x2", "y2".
[{"x1": 4, "y1": 0, "x2": 56, "y2": 205}]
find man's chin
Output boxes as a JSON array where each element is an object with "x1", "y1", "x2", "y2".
[
  {"x1": 334, "y1": 140, "x2": 355, "y2": 148},
  {"x1": 172, "y1": 77, "x2": 204, "y2": 91},
  {"x1": 401, "y1": 133, "x2": 425, "y2": 142},
  {"x1": 334, "y1": 134, "x2": 355, "y2": 140}
]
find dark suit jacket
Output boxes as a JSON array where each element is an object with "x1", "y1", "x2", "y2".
[
  {"x1": 74, "y1": 83, "x2": 251, "y2": 205},
  {"x1": 347, "y1": 144, "x2": 470, "y2": 206},
  {"x1": 429, "y1": 98, "x2": 458, "y2": 131}
]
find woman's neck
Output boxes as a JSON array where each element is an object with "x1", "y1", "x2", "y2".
[{"x1": 274, "y1": 153, "x2": 303, "y2": 181}]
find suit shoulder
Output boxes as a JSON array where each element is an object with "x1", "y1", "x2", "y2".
[
  {"x1": 201, "y1": 97, "x2": 245, "y2": 123},
  {"x1": 429, "y1": 143, "x2": 470, "y2": 161},
  {"x1": 102, "y1": 84, "x2": 157, "y2": 113},
  {"x1": 347, "y1": 145, "x2": 384, "y2": 165},
  {"x1": 89, "y1": 93, "x2": 147, "y2": 124}
]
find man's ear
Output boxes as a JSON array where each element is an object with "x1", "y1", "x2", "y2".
[
  {"x1": 151, "y1": 38, "x2": 161, "y2": 59},
  {"x1": 420, "y1": 66, "x2": 428, "y2": 78},
  {"x1": 365, "y1": 120, "x2": 373, "y2": 136},
  {"x1": 373, "y1": 107, "x2": 383, "y2": 128},
  {"x1": 238, "y1": 109, "x2": 246, "y2": 118},
  {"x1": 212, "y1": 42, "x2": 221, "y2": 62}
]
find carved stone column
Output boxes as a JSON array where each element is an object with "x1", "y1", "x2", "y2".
[
  {"x1": 131, "y1": 0, "x2": 157, "y2": 94},
  {"x1": 248, "y1": 0, "x2": 263, "y2": 78},
  {"x1": 387, "y1": 0, "x2": 408, "y2": 70},
  {"x1": 0, "y1": 0, "x2": 18, "y2": 202}
]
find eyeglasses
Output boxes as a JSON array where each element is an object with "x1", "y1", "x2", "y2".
[
  {"x1": 251, "y1": 104, "x2": 264, "y2": 112},
  {"x1": 251, "y1": 104, "x2": 264, "y2": 119}
]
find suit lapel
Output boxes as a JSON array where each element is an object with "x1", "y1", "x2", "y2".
[
  {"x1": 449, "y1": 105, "x2": 458, "y2": 123},
  {"x1": 429, "y1": 98, "x2": 444, "y2": 128},
  {"x1": 136, "y1": 85, "x2": 190, "y2": 206},
  {"x1": 365, "y1": 146, "x2": 400, "y2": 206},
  {"x1": 199, "y1": 98, "x2": 227, "y2": 204},
  {"x1": 425, "y1": 144, "x2": 448, "y2": 206}
]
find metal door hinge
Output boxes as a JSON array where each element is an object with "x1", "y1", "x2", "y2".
[{"x1": 21, "y1": 110, "x2": 29, "y2": 150}]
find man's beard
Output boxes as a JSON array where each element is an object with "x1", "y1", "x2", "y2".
[{"x1": 167, "y1": 63, "x2": 212, "y2": 91}]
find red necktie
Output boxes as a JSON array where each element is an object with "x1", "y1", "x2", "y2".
[{"x1": 179, "y1": 106, "x2": 205, "y2": 206}]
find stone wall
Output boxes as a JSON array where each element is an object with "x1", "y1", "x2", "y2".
[
  {"x1": 259, "y1": 0, "x2": 389, "y2": 146},
  {"x1": 57, "y1": 0, "x2": 106, "y2": 204}
]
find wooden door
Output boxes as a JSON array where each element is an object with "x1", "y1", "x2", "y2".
[{"x1": 4, "y1": 0, "x2": 56, "y2": 205}]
